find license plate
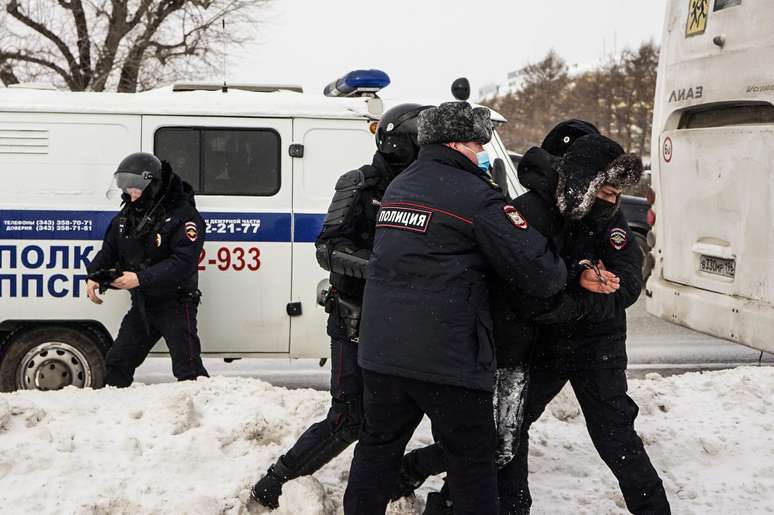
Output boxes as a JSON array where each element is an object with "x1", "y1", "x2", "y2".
[{"x1": 699, "y1": 255, "x2": 736, "y2": 278}]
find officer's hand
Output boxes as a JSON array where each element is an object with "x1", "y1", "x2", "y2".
[
  {"x1": 580, "y1": 261, "x2": 620, "y2": 294},
  {"x1": 86, "y1": 279, "x2": 103, "y2": 305},
  {"x1": 111, "y1": 272, "x2": 140, "y2": 290}
]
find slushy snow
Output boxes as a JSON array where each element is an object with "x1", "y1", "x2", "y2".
[{"x1": 1, "y1": 367, "x2": 774, "y2": 514}]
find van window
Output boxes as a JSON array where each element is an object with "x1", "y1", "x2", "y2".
[
  {"x1": 678, "y1": 103, "x2": 774, "y2": 129},
  {"x1": 155, "y1": 127, "x2": 281, "y2": 196}
]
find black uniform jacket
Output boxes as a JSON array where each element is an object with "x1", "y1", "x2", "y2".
[
  {"x1": 315, "y1": 152, "x2": 395, "y2": 339},
  {"x1": 87, "y1": 173, "x2": 205, "y2": 302},
  {"x1": 358, "y1": 144, "x2": 567, "y2": 392},
  {"x1": 491, "y1": 148, "x2": 567, "y2": 368},
  {"x1": 533, "y1": 209, "x2": 642, "y2": 370}
]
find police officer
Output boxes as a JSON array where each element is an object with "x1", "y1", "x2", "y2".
[
  {"x1": 343, "y1": 102, "x2": 568, "y2": 515},
  {"x1": 511, "y1": 134, "x2": 671, "y2": 514},
  {"x1": 85, "y1": 152, "x2": 208, "y2": 387},
  {"x1": 248, "y1": 103, "x2": 428, "y2": 510}
]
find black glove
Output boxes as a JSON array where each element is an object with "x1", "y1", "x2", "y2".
[
  {"x1": 329, "y1": 250, "x2": 369, "y2": 279},
  {"x1": 87, "y1": 268, "x2": 123, "y2": 294}
]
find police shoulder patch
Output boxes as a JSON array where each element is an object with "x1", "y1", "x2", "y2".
[
  {"x1": 609, "y1": 227, "x2": 628, "y2": 250},
  {"x1": 503, "y1": 205, "x2": 528, "y2": 230},
  {"x1": 184, "y1": 221, "x2": 198, "y2": 242}
]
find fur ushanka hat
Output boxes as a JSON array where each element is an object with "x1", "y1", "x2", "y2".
[
  {"x1": 417, "y1": 101, "x2": 493, "y2": 145},
  {"x1": 556, "y1": 134, "x2": 643, "y2": 220}
]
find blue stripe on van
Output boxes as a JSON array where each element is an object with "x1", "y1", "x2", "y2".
[
  {"x1": 0, "y1": 209, "x2": 325, "y2": 243},
  {"x1": 294, "y1": 213, "x2": 325, "y2": 243}
]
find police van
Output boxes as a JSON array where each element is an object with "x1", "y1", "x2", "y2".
[
  {"x1": 0, "y1": 71, "x2": 520, "y2": 391},
  {"x1": 646, "y1": 0, "x2": 774, "y2": 352}
]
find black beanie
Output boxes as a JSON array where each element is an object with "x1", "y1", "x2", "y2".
[{"x1": 541, "y1": 119, "x2": 600, "y2": 157}]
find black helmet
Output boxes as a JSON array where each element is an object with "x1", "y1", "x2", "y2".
[
  {"x1": 376, "y1": 103, "x2": 427, "y2": 168},
  {"x1": 541, "y1": 119, "x2": 600, "y2": 157},
  {"x1": 113, "y1": 152, "x2": 164, "y2": 195}
]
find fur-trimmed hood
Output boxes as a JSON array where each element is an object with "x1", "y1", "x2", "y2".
[
  {"x1": 556, "y1": 134, "x2": 643, "y2": 220},
  {"x1": 417, "y1": 101, "x2": 493, "y2": 145}
]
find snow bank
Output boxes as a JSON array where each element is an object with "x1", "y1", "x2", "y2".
[{"x1": 1, "y1": 367, "x2": 773, "y2": 514}]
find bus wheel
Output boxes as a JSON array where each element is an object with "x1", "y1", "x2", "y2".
[
  {"x1": 634, "y1": 232, "x2": 653, "y2": 284},
  {"x1": 0, "y1": 326, "x2": 106, "y2": 392}
]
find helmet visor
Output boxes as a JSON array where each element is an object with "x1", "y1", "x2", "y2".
[{"x1": 106, "y1": 172, "x2": 153, "y2": 200}]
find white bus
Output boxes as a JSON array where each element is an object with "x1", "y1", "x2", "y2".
[
  {"x1": 0, "y1": 75, "x2": 519, "y2": 391},
  {"x1": 646, "y1": 0, "x2": 774, "y2": 353}
]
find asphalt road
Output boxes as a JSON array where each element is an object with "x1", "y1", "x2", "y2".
[{"x1": 134, "y1": 296, "x2": 774, "y2": 389}]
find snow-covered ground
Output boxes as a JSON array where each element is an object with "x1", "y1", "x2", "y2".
[{"x1": 2, "y1": 367, "x2": 774, "y2": 514}]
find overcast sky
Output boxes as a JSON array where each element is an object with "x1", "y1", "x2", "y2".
[{"x1": 230, "y1": 0, "x2": 669, "y2": 103}]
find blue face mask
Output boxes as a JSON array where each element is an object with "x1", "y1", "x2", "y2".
[
  {"x1": 476, "y1": 150, "x2": 491, "y2": 172},
  {"x1": 462, "y1": 144, "x2": 491, "y2": 172}
]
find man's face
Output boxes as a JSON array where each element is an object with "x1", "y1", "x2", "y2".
[
  {"x1": 127, "y1": 188, "x2": 143, "y2": 202},
  {"x1": 447, "y1": 141, "x2": 483, "y2": 165},
  {"x1": 596, "y1": 184, "x2": 622, "y2": 203}
]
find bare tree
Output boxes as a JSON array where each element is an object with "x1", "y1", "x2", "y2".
[
  {"x1": 483, "y1": 43, "x2": 659, "y2": 159},
  {"x1": 0, "y1": 0, "x2": 271, "y2": 92},
  {"x1": 489, "y1": 50, "x2": 570, "y2": 153}
]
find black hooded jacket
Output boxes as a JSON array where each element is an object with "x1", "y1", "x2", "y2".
[
  {"x1": 87, "y1": 171, "x2": 205, "y2": 301},
  {"x1": 532, "y1": 210, "x2": 642, "y2": 370},
  {"x1": 492, "y1": 147, "x2": 630, "y2": 369},
  {"x1": 491, "y1": 148, "x2": 567, "y2": 368},
  {"x1": 358, "y1": 144, "x2": 567, "y2": 392}
]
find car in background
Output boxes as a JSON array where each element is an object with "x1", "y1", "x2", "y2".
[{"x1": 508, "y1": 151, "x2": 655, "y2": 282}]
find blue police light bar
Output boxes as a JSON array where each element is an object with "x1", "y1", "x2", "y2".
[{"x1": 323, "y1": 69, "x2": 390, "y2": 97}]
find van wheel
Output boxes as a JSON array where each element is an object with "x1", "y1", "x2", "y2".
[
  {"x1": 0, "y1": 327, "x2": 106, "y2": 392},
  {"x1": 634, "y1": 232, "x2": 653, "y2": 284}
]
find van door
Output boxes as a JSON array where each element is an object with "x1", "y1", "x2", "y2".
[
  {"x1": 659, "y1": 106, "x2": 774, "y2": 304},
  {"x1": 142, "y1": 116, "x2": 293, "y2": 354},
  {"x1": 289, "y1": 117, "x2": 375, "y2": 358}
]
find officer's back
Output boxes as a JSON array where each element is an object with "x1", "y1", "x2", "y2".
[
  {"x1": 359, "y1": 102, "x2": 568, "y2": 393},
  {"x1": 361, "y1": 143, "x2": 503, "y2": 391}
]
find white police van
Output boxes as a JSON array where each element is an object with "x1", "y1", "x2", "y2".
[
  {"x1": 0, "y1": 71, "x2": 520, "y2": 391},
  {"x1": 646, "y1": 0, "x2": 774, "y2": 352}
]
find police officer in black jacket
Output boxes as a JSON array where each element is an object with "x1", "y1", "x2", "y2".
[
  {"x1": 511, "y1": 134, "x2": 671, "y2": 514},
  {"x1": 343, "y1": 102, "x2": 568, "y2": 515},
  {"x1": 86, "y1": 152, "x2": 208, "y2": 387},
  {"x1": 248, "y1": 104, "x2": 428, "y2": 510}
]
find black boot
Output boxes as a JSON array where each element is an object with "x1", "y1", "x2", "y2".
[
  {"x1": 392, "y1": 448, "x2": 434, "y2": 500},
  {"x1": 250, "y1": 458, "x2": 293, "y2": 509}
]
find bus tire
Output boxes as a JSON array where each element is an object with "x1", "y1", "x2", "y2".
[
  {"x1": 634, "y1": 232, "x2": 653, "y2": 284},
  {"x1": 0, "y1": 326, "x2": 106, "y2": 392}
]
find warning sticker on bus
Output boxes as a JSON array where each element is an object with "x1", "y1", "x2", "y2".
[{"x1": 686, "y1": 0, "x2": 709, "y2": 37}]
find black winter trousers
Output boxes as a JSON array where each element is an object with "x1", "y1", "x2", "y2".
[
  {"x1": 344, "y1": 370, "x2": 498, "y2": 515},
  {"x1": 105, "y1": 298, "x2": 208, "y2": 387},
  {"x1": 502, "y1": 368, "x2": 671, "y2": 515},
  {"x1": 279, "y1": 336, "x2": 364, "y2": 477}
]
